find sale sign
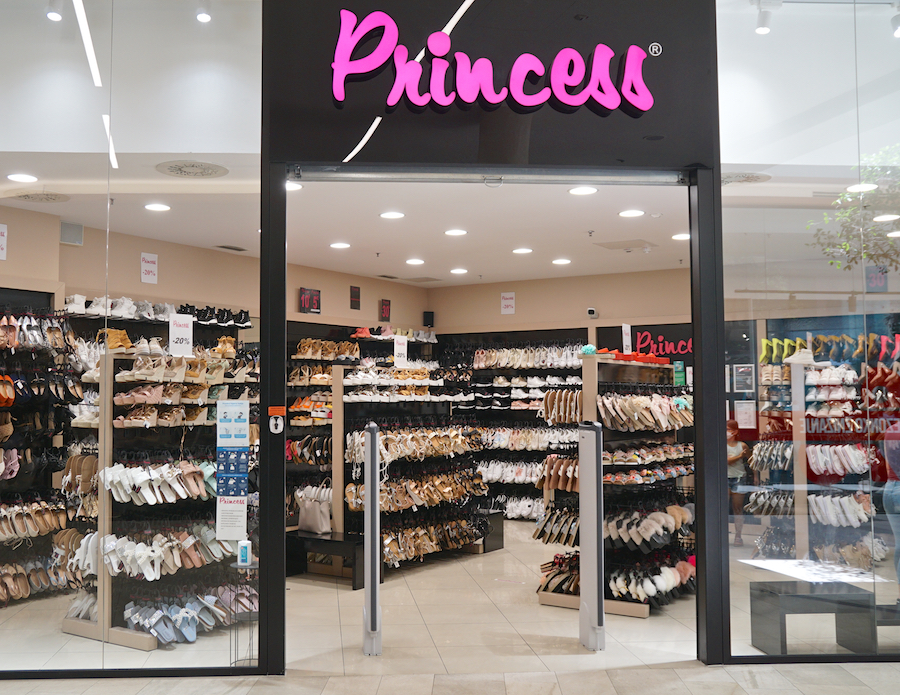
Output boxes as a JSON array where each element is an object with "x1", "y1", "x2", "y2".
[
  {"x1": 141, "y1": 252, "x2": 158, "y2": 284},
  {"x1": 168, "y1": 314, "x2": 194, "y2": 357}
]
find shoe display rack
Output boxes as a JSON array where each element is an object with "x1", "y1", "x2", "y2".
[
  {"x1": 61, "y1": 316, "x2": 253, "y2": 651},
  {"x1": 0, "y1": 307, "x2": 80, "y2": 608},
  {"x1": 544, "y1": 354, "x2": 696, "y2": 618},
  {"x1": 438, "y1": 331, "x2": 587, "y2": 521}
]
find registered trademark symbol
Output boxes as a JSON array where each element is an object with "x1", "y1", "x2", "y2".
[{"x1": 649, "y1": 43, "x2": 663, "y2": 57}]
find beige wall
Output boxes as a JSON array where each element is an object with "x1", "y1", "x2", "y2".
[
  {"x1": 427, "y1": 269, "x2": 692, "y2": 334},
  {"x1": 0, "y1": 204, "x2": 701, "y2": 333}
]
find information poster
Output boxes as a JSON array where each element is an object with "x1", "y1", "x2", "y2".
[
  {"x1": 734, "y1": 400, "x2": 757, "y2": 430},
  {"x1": 673, "y1": 360, "x2": 686, "y2": 386},
  {"x1": 732, "y1": 364, "x2": 755, "y2": 393},
  {"x1": 216, "y1": 400, "x2": 250, "y2": 541}
]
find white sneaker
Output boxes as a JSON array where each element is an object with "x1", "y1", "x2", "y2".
[{"x1": 65, "y1": 294, "x2": 87, "y2": 314}]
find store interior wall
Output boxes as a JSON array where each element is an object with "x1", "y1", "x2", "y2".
[{"x1": 2, "y1": 203, "x2": 697, "y2": 334}]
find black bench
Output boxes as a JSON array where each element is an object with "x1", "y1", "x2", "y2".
[
  {"x1": 750, "y1": 580, "x2": 876, "y2": 655},
  {"x1": 287, "y1": 530, "x2": 384, "y2": 591}
]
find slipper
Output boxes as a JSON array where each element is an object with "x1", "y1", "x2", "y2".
[{"x1": 169, "y1": 603, "x2": 198, "y2": 642}]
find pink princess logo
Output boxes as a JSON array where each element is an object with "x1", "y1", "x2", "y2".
[{"x1": 332, "y1": 9, "x2": 654, "y2": 115}]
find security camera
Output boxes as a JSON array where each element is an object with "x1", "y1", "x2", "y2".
[{"x1": 587, "y1": 308, "x2": 598, "y2": 319}]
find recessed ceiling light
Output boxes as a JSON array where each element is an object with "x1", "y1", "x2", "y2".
[
  {"x1": 330, "y1": 242, "x2": 350, "y2": 249},
  {"x1": 569, "y1": 186, "x2": 597, "y2": 196},
  {"x1": 7, "y1": 174, "x2": 37, "y2": 183},
  {"x1": 445, "y1": 229, "x2": 467, "y2": 236},
  {"x1": 847, "y1": 183, "x2": 878, "y2": 193},
  {"x1": 450, "y1": 268, "x2": 468, "y2": 274},
  {"x1": 406, "y1": 258, "x2": 424, "y2": 265},
  {"x1": 381, "y1": 211, "x2": 404, "y2": 219},
  {"x1": 672, "y1": 233, "x2": 691, "y2": 240},
  {"x1": 552, "y1": 259, "x2": 571, "y2": 265},
  {"x1": 874, "y1": 214, "x2": 900, "y2": 223},
  {"x1": 145, "y1": 203, "x2": 170, "y2": 212},
  {"x1": 619, "y1": 209, "x2": 645, "y2": 218},
  {"x1": 513, "y1": 248, "x2": 532, "y2": 254},
  {"x1": 888, "y1": 231, "x2": 900, "y2": 238},
  {"x1": 285, "y1": 181, "x2": 302, "y2": 191},
  {"x1": 197, "y1": 5, "x2": 211, "y2": 22},
  {"x1": 46, "y1": 0, "x2": 63, "y2": 21}
]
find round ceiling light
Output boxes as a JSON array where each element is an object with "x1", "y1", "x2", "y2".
[
  {"x1": 445, "y1": 229, "x2": 467, "y2": 236},
  {"x1": 847, "y1": 183, "x2": 878, "y2": 193},
  {"x1": 513, "y1": 248, "x2": 532, "y2": 254},
  {"x1": 619, "y1": 209, "x2": 645, "y2": 218},
  {"x1": 450, "y1": 268, "x2": 468, "y2": 274},
  {"x1": 285, "y1": 182, "x2": 302, "y2": 191},
  {"x1": 406, "y1": 258, "x2": 424, "y2": 265},
  {"x1": 330, "y1": 242, "x2": 350, "y2": 249},
  {"x1": 552, "y1": 259, "x2": 571, "y2": 265},
  {"x1": 874, "y1": 214, "x2": 900, "y2": 223},
  {"x1": 888, "y1": 231, "x2": 900, "y2": 238},
  {"x1": 145, "y1": 203, "x2": 170, "y2": 212},
  {"x1": 197, "y1": 10, "x2": 211, "y2": 22},
  {"x1": 380, "y1": 211, "x2": 405, "y2": 219},
  {"x1": 7, "y1": 174, "x2": 37, "y2": 183},
  {"x1": 672, "y1": 233, "x2": 691, "y2": 240},
  {"x1": 569, "y1": 186, "x2": 597, "y2": 196}
]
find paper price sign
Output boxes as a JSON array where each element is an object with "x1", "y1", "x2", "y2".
[
  {"x1": 394, "y1": 335, "x2": 409, "y2": 367},
  {"x1": 168, "y1": 314, "x2": 193, "y2": 357},
  {"x1": 140, "y1": 252, "x2": 158, "y2": 284},
  {"x1": 0, "y1": 224, "x2": 7, "y2": 261},
  {"x1": 500, "y1": 292, "x2": 515, "y2": 315}
]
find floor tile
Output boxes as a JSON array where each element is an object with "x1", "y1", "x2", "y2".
[
  {"x1": 838, "y1": 664, "x2": 900, "y2": 695},
  {"x1": 80, "y1": 679, "x2": 153, "y2": 695},
  {"x1": 247, "y1": 676, "x2": 328, "y2": 695},
  {"x1": 774, "y1": 663, "x2": 866, "y2": 687},
  {"x1": 321, "y1": 675, "x2": 381, "y2": 695},
  {"x1": 341, "y1": 647, "x2": 447, "y2": 676},
  {"x1": 675, "y1": 668, "x2": 736, "y2": 683},
  {"x1": 537, "y1": 643, "x2": 645, "y2": 671},
  {"x1": 624, "y1": 640, "x2": 698, "y2": 666},
  {"x1": 684, "y1": 684, "x2": 748, "y2": 695},
  {"x1": 285, "y1": 648, "x2": 345, "y2": 677},
  {"x1": 339, "y1": 604, "x2": 424, "y2": 626},
  {"x1": 136, "y1": 678, "x2": 257, "y2": 695},
  {"x1": 418, "y1": 603, "x2": 509, "y2": 624},
  {"x1": 555, "y1": 670, "x2": 618, "y2": 695},
  {"x1": 409, "y1": 588, "x2": 494, "y2": 605},
  {"x1": 608, "y1": 668, "x2": 692, "y2": 695},
  {"x1": 284, "y1": 606, "x2": 342, "y2": 626},
  {"x1": 793, "y1": 687, "x2": 877, "y2": 695},
  {"x1": 438, "y1": 644, "x2": 548, "y2": 674},
  {"x1": 341, "y1": 622, "x2": 434, "y2": 649},
  {"x1": 432, "y1": 673, "x2": 506, "y2": 695},
  {"x1": 724, "y1": 666, "x2": 796, "y2": 691},
  {"x1": 286, "y1": 625, "x2": 343, "y2": 650},
  {"x1": 375, "y1": 674, "x2": 433, "y2": 695},
  {"x1": 22, "y1": 680, "x2": 99, "y2": 695},
  {"x1": 427, "y1": 622, "x2": 526, "y2": 647},
  {"x1": 504, "y1": 671, "x2": 561, "y2": 695}
]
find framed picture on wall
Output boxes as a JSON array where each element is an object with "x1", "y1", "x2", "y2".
[{"x1": 732, "y1": 364, "x2": 755, "y2": 393}]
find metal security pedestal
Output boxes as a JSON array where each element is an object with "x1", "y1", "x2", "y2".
[
  {"x1": 578, "y1": 421, "x2": 605, "y2": 651},
  {"x1": 362, "y1": 422, "x2": 382, "y2": 656}
]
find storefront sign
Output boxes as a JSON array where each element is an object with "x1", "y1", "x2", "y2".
[
  {"x1": 635, "y1": 330, "x2": 692, "y2": 356},
  {"x1": 0, "y1": 224, "x2": 8, "y2": 261},
  {"x1": 501, "y1": 292, "x2": 515, "y2": 315},
  {"x1": 216, "y1": 400, "x2": 251, "y2": 541},
  {"x1": 140, "y1": 252, "x2": 158, "y2": 284},
  {"x1": 332, "y1": 10, "x2": 653, "y2": 114},
  {"x1": 168, "y1": 313, "x2": 193, "y2": 357}
]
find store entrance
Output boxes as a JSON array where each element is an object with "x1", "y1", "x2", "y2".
[{"x1": 282, "y1": 176, "x2": 699, "y2": 674}]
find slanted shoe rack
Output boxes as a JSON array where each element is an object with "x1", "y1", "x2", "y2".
[
  {"x1": 61, "y1": 316, "x2": 240, "y2": 651},
  {"x1": 542, "y1": 354, "x2": 690, "y2": 618}
]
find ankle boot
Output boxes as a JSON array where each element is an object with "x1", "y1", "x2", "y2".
[
  {"x1": 852, "y1": 334, "x2": 866, "y2": 360},
  {"x1": 759, "y1": 338, "x2": 772, "y2": 364}
]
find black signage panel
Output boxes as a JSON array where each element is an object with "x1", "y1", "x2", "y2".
[{"x1": 263, "y1": 0, "x2": 719, "y2": 169}]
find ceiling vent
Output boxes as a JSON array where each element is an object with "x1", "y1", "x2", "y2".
[
  {"x1": 404, "y1": 277, "x2": 442, "y2": 283},
  {"x1": 5, "y1": 190, "x2": 70, "y2": 203},
  {"x1": 721, "y1": 172, "x2": 772, "y2": 185},
  {"x1": 377, "y1": 274, "x2": 399, "y2": 280},
  {"x1": 593, "y1": 239, "x2": 658, "y2": 251},
  {"x1": 215, "y1": 244, "x2": 246, "y2": 252},
  {"x1": 156, "y1": 161, "x2": 229, "y2": 178}
]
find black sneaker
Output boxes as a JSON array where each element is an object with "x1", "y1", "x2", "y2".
[
  {"x1": 217, "y1": 308, "x2": 234, "y2": 327},
  {"x1": 179, "y1": 304, "x2": 198, "y2": 322},
  {"x1": 199, "y1": 306, "x2": 217, "y2": 325},
  {"x1": 234, "y1": 310, "x2": 252, "y2": 328}
]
